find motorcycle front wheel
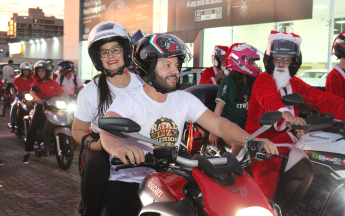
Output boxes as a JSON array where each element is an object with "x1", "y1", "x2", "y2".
[
  {"x1": 0, "y1": 97, "x2": 6, "y2": 117},
  {"x1": 56, "y1": 133, "x2": 74, "y2": 170}
]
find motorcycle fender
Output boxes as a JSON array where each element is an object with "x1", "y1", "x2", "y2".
[
  {"x1": 140, "y1": 199, "x2": 195, "y2": 216},
  {"x1": 283, "y1": 147, "x2": 309, "y2": 173},
  {"x1": 54, "y1": 127, "x2": 72, "y2": 137},
  {"x1": 46, "y1": 110, "x2": 71, "y2": 126}
]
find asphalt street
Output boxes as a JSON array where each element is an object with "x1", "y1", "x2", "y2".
[{"x1": 0, "y1": 107, "x2": 81, "y2": 216}]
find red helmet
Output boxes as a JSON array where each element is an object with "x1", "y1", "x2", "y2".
[
  {"x1": 226, "y1": 43, "x2": 261, "y2": 77},
  {"x1": 332, "y1": 30, "x2": 345, "y2": 59}
]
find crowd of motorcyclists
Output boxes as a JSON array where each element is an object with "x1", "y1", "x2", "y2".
[{"x1": 1, "y1": 20, "x2": 345, "y2": 215}]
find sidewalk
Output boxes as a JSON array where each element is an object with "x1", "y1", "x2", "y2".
[{"x1": 0, "y1": 108, "x2": 81, "y2": 216}]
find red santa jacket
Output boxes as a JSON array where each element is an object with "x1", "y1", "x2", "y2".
[
  {"x1": 199, "y1": 66, "x2": 217, "y2": 84},
  {"x1": 326, "y1": 64, "x2": 345, "y2": 99},
  {"x1": 245, "y1": 72, "x2": 345, "y2": 145}
]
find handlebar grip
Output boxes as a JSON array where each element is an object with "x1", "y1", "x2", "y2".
[{"x1": 111, "y1": 157, "x2": 129, "y2": 165}]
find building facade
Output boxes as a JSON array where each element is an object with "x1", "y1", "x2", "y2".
[{"x1": 7, "y1": 7, "x2": 63, "y2": 41}]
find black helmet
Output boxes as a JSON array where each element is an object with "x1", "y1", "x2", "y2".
[
  {"x1": 44, "y1": 59, "x2": 54, "y2": 70},
  {"x1": 34, "y1": 61, "x2": 52, "y2": 81},
  {"x1": 19, "y1": 62, "x2": 33, "y2": 77},
  {"x1": 88, "y1": 21, "x2": 133, "y2": 77},
  {"x1": 332, "y1": 30, "x2": 345, "y2": 59},
  {"x1": 133, "y1": 33, "x2": 192, "y2": 93},
  {"x1": 57, "y1": 60, "x2": 75, "y2": 75},
  {"x1": 264, "y1": 32, "x2": 302, "y2": 77}
]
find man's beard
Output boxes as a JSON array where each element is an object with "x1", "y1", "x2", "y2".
[
  {"x1": 155, "y1": 74, "x2": 178, "y2": 92},
  {"x1": 272, "y1": 67, "x2": 291, "y2": 90}
]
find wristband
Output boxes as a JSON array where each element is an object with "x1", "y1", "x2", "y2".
[{"x1": 85, "y1": 139, "x2": 96, "y2": 150}]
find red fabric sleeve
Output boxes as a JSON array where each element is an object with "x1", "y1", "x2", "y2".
[
  {"x1": 294, "y1": 77, "x2": 345, "y2": 121},
  {"x1": 326, "y1": 69, "x2": 345, "y2": 99},
  {"x1": 13, "y1": 77, "x2": 19, "y2": 86},
  {"x1": 199, "y1": 67, "x2": 215, "y2": 84},
  {"x1": 252, "y1": 73, "x2": 286, "y2": 112},
  {"x1": 52, "y1": 81, "x2": 65, "y2": 96}
]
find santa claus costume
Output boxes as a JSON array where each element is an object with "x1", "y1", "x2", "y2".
[
  {"x1": 245, "y1": 31, "x2": 345, "y2": 200},
  {"x1": 199, "y1": 45, "x2": 228, "y2": 84},
  {"x1": 326, "y1": 30, "x2": 345, "y2": 99}
]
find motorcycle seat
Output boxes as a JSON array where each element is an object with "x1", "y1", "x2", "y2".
[{"x1": 184, "y1": 84, "x2": 218, "y2": 112}]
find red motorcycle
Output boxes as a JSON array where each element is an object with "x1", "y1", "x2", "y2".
[{"x1": 98, "y1": 111, "x2": 283, "y2": 216}]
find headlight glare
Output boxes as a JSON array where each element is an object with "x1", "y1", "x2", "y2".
[
  {"x1": 66, "y1": 103, "x2": 76, "y2": 112},
  {"x1": 236, "y1": 206, "x2": 274, "y2": 216},
  {"x1": 56, "y1": 101, "x2": 66, "y2": 109},
  {"x1": 24, "y1": 94, "x2": 33, "y2": 101}
]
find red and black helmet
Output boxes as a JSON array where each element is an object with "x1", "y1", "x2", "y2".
[{"x1": 332, "y1": 30, "x2": 345, "y2": 59}]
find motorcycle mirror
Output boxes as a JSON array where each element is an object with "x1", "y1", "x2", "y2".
[
  {"x1": 32, "y1": 86, "x2": 41, "y2": 93},
  {"x1": 259, "y1": 111, "x2": 282, "y2": 126},
  {"x1": 282, "y1": 93, "x2": 304, "y2": 106},
  {"x1": 98, "y1": 117, "x2": 141, "y2": 138}
]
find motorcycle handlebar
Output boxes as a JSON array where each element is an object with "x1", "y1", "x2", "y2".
[{"x1": 111, "y1": 155, "x2": 228, "y2": 167}]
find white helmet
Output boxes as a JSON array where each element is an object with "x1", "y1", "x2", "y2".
[
  {"x1": 19, "y1": 62, "x2": 33, "y2": 76},
  {"x1": 88, "y1": 21, "x2": 133, "y2": 73}
]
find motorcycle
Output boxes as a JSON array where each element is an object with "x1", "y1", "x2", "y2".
[
  {"x1": 271, "y1": 93, "x2": 345, "y2": 216},
  {"x1": 98, "y1": 111, "x2": 284, "y2": 216},
  {"x1": 30, "y1": 86, "x2": 76, "y2": 170},
  {"x1": 11, "y1": 91, "x2": 35, "y2": 138}
]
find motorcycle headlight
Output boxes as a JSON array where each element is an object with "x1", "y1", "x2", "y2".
[
  {"x1": 24, "y1": 94, "x2": 33, "y2": 101},
  {"x1": 236, "y1": 207, "x2": 274, "y2": 216},
  {"x1": 55, "y1": 101, "x2": 66, "y2": 110},
  {"x1": 66, "y1": 102, "x2": 76, "y2": 112}
]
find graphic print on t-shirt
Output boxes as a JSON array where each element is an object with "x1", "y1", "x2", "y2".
[{"x1": 150, "y1": 117, "x2": 179, "y2": 147}]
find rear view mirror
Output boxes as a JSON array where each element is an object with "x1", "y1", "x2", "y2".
[
  {"x1": 32, "y1": 86, "x2": 41, "y2": 93},
  {"x1": 282, "y1": 93, "x2": 304, "y2": 106},
  {"x1": 98, "y1": 117, "x2": 141, "y2": 138},
  {"x1": 259, "y1": 111, "x2": 282, "y2": 126}
]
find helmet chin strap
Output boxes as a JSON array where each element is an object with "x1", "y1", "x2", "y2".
[{"x1": 104, "y1": 66, "x2": 127, "y2": 78}]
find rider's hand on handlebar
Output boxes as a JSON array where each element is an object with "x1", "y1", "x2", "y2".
[
  {"x1": 283, "y1": 111, "x2": 307, "y2": 126},
  {"x1": 112, "y1": 146, "x2": 145, "y2": 165},
  {"x1": 209, "y1": 132, "x2": 219, "y2": 148},
  {"x1": 253, "y1": 138, "x2": 279, "y2": 155}
]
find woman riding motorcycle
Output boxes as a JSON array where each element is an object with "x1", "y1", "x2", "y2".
[
  {"x1": 10, "y1": 62, "x2": 35, "y2": 133},
  {"x1": 209, "y1": 43, "x2": 261, "y2": 155},
  {"x1": 23, "y1": 61, "x2": 69, "y2": 164},
  {"x1": 71, "y1": 21, "x2": 144, "y2": 215}
]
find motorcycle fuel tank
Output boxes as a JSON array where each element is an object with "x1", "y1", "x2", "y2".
[{"x1": 138, "y1": 172, "x2": 187, "y2": 207}]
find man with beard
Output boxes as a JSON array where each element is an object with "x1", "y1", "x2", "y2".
[
  {"x1": 245, "y1": 31, "x2": 345, "y2": 200},
  {"x1": 199, "y1": 45, "x2": 229, "y2": 84},
  {"x1": 326, "y1": 30, "x2": 345, "y2": 99},
  {"x1": 99, "y1": 33, "x2": 278, "y2": 215}
]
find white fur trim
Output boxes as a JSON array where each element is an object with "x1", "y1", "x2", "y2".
[
  {"x1": 287, "y1": 131, "x2": 298, "y2": 144},
  {"x1": 211, "y1": 77, "x2": 217, "y2": 84},
  {"x1": 213, "y1": 66, "x2": 218, "y2": 76},
  {"x1": 268, "y1": 32, "x2": 302, "y2": 45},
  {"x1": 333, "y1": 64, "x2": 345, "y2": 80}
]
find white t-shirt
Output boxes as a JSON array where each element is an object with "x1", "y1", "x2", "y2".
[
  {"x1": 74, "y1": 72, "x2": 144, "y2": 133},
  {"x1": 106, "y1": 85, "x2": 208, "y2": 183},
  {"x1": 56, "y1": 74, "x2": 83, "y2": 94},
  {"x1": 3, "y1": 65, "x2": 14, "y2": 83}
]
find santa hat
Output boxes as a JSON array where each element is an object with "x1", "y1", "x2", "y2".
[
  {"x1": 268, "y1": 30, "x2": 302, "y2": 45},
  {"x1": 214, "y1": 45, "x2": 229, "y2": 56},
  {"x1": 331, "y1": 30, "x2": 345, "y2": 55}
]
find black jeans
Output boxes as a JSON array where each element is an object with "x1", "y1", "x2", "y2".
[
  {"x1": 101, "y1": 181, "x2": 141, "y2": 216},
  {"x1": 25, "y1": 104, "x2": 45, "y2": 152},
  {"x1": 81, "y1": 149, "x2": 110, "y2": 216}
]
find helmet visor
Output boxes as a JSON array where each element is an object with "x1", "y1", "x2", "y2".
[
  {"x1": 145, "y1": 34, "x2": 193, "y2": 63},
  {"x1": 214, "y1": 47, "x2": 227, "y2": 57},
  {"x1": 266, "y1": 39, "x2": 300, "y2": 56}
]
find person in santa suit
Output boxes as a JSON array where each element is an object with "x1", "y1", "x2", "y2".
[
  {"x1": 326, "y1": 30, "x2": 345, "y2": 99},
  {"x1": 199, "y1": 45, "x2": 229, "y2": 84},
  {"x1": 209, "y1": 43, "x2": 261, "y2": 156},
  {"x1": 245, "y1": 30, "x2": 345, "y2": 200}
]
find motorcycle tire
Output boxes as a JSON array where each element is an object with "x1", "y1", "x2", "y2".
[
  {"x1": 56, "y1": 133, "x2": 74, "y2": 170},
  {"x1": 0, "y1": 97, "x2": 5, "y2": 117},
  {"x1": 35, "y1": 150, "x2": 43, "y2": 158}
]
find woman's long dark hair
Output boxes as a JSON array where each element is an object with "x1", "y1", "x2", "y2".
[
  {"x1": 94, "y1": 38, "x2": 127, "y2": 118},
  {"x1": 230, "y1": 70, "x2": 256, "y2": 103}
]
